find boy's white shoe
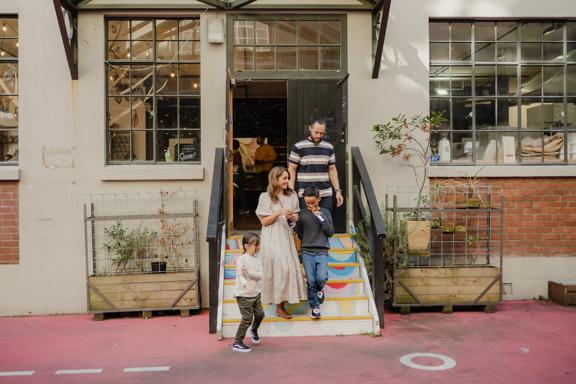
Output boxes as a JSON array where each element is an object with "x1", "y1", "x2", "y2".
[{"x1": 250, "y1": 328, "x2": 261, "y2": 345}]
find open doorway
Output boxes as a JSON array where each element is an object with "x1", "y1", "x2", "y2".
[{"x1": 232, "y1": 80, "x2": 287, "y2": 230}]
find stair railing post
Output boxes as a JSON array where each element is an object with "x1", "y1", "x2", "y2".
[{"x1": 371, "y1": 214, "x2": 385, "y2": 327}]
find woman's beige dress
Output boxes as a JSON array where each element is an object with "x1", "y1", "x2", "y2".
[{"x1": 256, "y1": 192, "x2": 307, "y2": 304}]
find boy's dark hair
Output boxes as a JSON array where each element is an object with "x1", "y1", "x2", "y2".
[
  {"x1": 303, "y1": 185, "x2": 320, "y2": 198},
  {"x1": 308, "y1": 116, "x2": 326, "y2": 127},
  {"x1": 242, "y1": 232, "x2": 260, "y2": 249}
]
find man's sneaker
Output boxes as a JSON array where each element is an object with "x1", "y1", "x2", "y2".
[
  {"x1": 317, "y1": 290, "x2": 325, "y2": 304},
  {"x1": 310, "y1": 308, "x2": 321, "y2": 319},
  {"x1": 232, "y1": 341, "x2": 252, "y2": 352},
  {"x1": 250, "y1": 328, "x2": 261, "y2": 345}
]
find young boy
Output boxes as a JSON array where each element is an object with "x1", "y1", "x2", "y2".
[
  {"x1": 232, "y1": 232, "x2": 265, "y2": 353},
  {"x1": 295, "y1": 186, "x2": 334, "y2": 319}
]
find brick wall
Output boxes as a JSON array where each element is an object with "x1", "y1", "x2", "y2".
[
  {"x1": 0, "y1": 181, "x2": 19, "y2": 264},
  {"x1": 432, "y1": 177, "x2": 576, "y2": 257}
]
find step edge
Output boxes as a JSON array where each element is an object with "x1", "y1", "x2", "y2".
[
  {"x1": 223, "y1": 314, "x2": 373, "y2": 324},
  {"x1": 223, "y1": 295, "x2": 368, "y2": 304},
  {"x1": 224, "y1": 278, "x2": 364, "y2": 286}
]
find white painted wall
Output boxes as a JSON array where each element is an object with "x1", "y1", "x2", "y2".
[{"x1": 0, "y1": 0, "x2": 574, "y2": 315}]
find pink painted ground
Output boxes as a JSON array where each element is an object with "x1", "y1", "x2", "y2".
[{"x1": 1, "y1": 301, "x2": 575, "y2": 384}]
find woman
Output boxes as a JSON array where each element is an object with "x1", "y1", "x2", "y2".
[{"x1": 255, "y1": 166, "x2": 307, "y2": 319}]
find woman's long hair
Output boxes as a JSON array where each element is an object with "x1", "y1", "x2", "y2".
[{"x1": 267, "y1": 166, "x2": 294, "y2": 203}]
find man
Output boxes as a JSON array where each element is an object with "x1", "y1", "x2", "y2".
[{"x1": 288, "y1": 117, "x2": 344, "y2": 212}]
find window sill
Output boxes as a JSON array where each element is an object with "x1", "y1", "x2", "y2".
[
  {"x1": 0, "y1": 166, "x2": 19, "y2": 181},
  {"x1": 428, "y1": 165, "x2": 576, "y2": 178},
  {"x1": 99, "y1": 165, "x2": 204, "y2": 181}
]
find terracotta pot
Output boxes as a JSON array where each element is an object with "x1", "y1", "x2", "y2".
[{"x1": 404, "y1": 220, "x2": 431, "y2": 252}]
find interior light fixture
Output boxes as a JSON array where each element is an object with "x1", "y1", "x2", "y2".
[
  {"x1": 2, "y1": 23, "x2": 6, "y2": 33},
  {"x1": 170, "y1": 72, "x2": 175, "y2": 78},
  {"x1": 193, "y1": 83, "x2": 198, "y2": 88}
]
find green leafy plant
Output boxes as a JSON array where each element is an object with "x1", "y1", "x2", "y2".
[{"x1": 103, "y1": 221, "x2": 157, "y2": 273}]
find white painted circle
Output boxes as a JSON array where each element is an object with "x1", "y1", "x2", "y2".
[{"x1": 400, "y1": 353, "x2": 456, "y2": 371}]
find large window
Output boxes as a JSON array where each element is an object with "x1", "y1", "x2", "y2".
[
  {"x1": 231, "y1": 16, "x2": 345, "y2": 74},
  {"x1": 0, "y1": 16, "x2": 18, "y2": 164},
  {"x1": 429, "y1": 21, "x2": 576, "y2": 164},
  {"x1": 106, "y1": 18, "x2": 201, "y2": 164}
]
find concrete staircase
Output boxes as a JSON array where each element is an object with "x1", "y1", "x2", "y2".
[{"x1": 217, "y1": 233, "x2": 380, "y2": 338}]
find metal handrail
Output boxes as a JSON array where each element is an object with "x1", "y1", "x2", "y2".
[
  {"x1": 351, "y1": 146, "x2": 386, "y2": 328},
  {"x1": 206, "y1": 148, "x2": 226, "y2": 334}
]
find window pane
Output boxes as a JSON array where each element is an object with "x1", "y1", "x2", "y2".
[
  {"x1": 108, "y1": 41, "x2": 130, "y2": 60},
  {"x1": 497, "y1": 65, "x2": 517, "y2": 96},
  {"x1": 543, "y1": 66, "x2": 564, "y2": 96},
  {"x1": 319, "y1": 21, "x2": 340, "y2": 44},
  {"x1": 497, "y1": 42, "x2": 517, "y2": 62},
  {"x1": 299, "y1": 46, "x2": 318, "y2": 70},
  {"x1": 521, "y1": 43, "x2": 542, "y2": 62},
  {"x1": 177, "y1": 130, "x2": 201, "y2": 162},
  {"x1": 179, "y1": 40, "x2": 200, "y2": 61},
  {"x1": 452, "y1": 99, "x2": 473, "y2": 130},
  {"x1": 255, "y1": 47, "x2": 275, "y2": 70},
  {"x1": 430, "y1": 23, "x2": 449, "y2": 41},
  {"x1": 157, "y1": 130, "x2": 179, "y2": 162},
  {"x1": 0, "y1": 96, "x2": 17, "y2": 127},
  {"x1": 156, "y1": 20, "x2": 178, "y2": 40},
  {"x1": 430, "y1": 99, "x2": 450, "y2": 128},
  {"x1": 521, "y1": 23, "x2": 542, "y2": 42},
  {"x1": 430, "y1": 43, "x2": 449, "y2": 62},
  {"x1": 569, "y1": 66, "x2": 576, "y2": 95},
  {"x1": 521, "y1": 66, "x2": 542, "y2": 96},
  {"x1": 277, "y1": 47, "x2": 296, "y2": 70},
  {"x1": 156, "y1": 41, "x2": 178, "y2": 61},
  {"x1": 499, "y1": 133, "x2": 518, "y2": 163},
  {"x1": 132, "y1": 130, "x2": 153, "y2": 161},
  {"x1": 475, "y1": 65, "x2": 495, "y2": 96},
  {"x1": 179, "y1": 64, "x2": 200, "y2": 95},
  {"x1": 451, "y1": 43, "x2": 471, "y2": 61},
  {"x1": 234, "y1": 21, "x2": 254, "y2": 45},
  {"x1": 179, "y1": 97, "x2": 200, "y2": 128},
  {"x1": 521, "y1": 132, "x2": 543, "y2": 163},
  {"x1": 0, "y1": 39, "x2": 17, "y2": 58},
  {"x1": 108, "y1": 20, "x2": 130, "y2": 40},
  {"x1": 451, "y1": 131, "x2": 474, "y2": 163},
  {"x1": 541, "y1": 99, "x2": 565, "y2": 129},
  {"x1": 255, "y1": 21, "x2": 275, "y2": 45},
  {"x1": 451, "y1": 66, "x2": 472, "y2": 96},
  {"x1": 568, "y1": 98, "x2": 576, "y2": 129},
  {"x1": 0, "y1": 63, "x2": 17, "y2": 94},
  {"x1": 131, "y1": 65, "x2": 154, "y2": 96},
  {"x1": 107, "y1": 97, "x2": 131, "y2": 129},
  {"x1": 430, "y1": 66, "x2": 450, "y2": 96},
  {"x1": 475, "y1": 99, "x2": 496, "y2": 129},
  {"x1": 497, "y1": 98, "x2": 518, "y2": 128},
  {"x1": 568, "y1": 22, "x2": 576, "y2": 41},
  {"x1": 320, "y1": 46, "x2": 340, "y2": 70},
  {"x1": 109, "y1": 131, "x2": 131, "y2": 161},
  {"x1": 277, "y1": 21, "x2": 297, "y2": 44},
  {"x1": 0, "y1": 130, "x2": 18, "y2": 162},
  {"x1": 477, "y1": 132, "x2": 500, "y2": 164},
  {"x1": 157, "y1": 97, "x2": 178, "y2": 128},
  {"x1": 543, "y1": 43, "x2": 563, "y2": 62},
  {"x1": 131, "y1": 97, "x2": 153, "y2": 129},
  {"x1": 131, "y1": 20, "x2": 153, "y2": 40},
  {"x1": 299, "y1": 21, "x2": 318, "y2": 44},
  {"x1": 156, "y1": 64, "x2": 178, "y2": 95},
  {"x1": 234, "y1": 47, "x2": 254, "y2": 71},
  {"x1": 475, "y1": 42, "x2": 495, "y2": 62},
  {"x1": 542, "y1": 23, "x2": 564, "y2": 42},
  {"x1": 568, "y1": 43, "x2": 576, "y2": 62},
  {"x1": 497, "y1": 22, "x2": 517, "y2": 41},
  {"x1": 451, "y1": 23, "x2": 471, "y2": 41},
  {"x1": 131, "y1": 40, "x2": 153, "y2": 60},
  {"x1": 180, "y1": 20, "x2": 200, "y2": 40},
  {"x1": 475, "y1": 22, "x2": 495, "y2": 41}
]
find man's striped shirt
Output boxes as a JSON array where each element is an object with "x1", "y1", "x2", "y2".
[{"x1": 288, "y1": 138, "x2": 336, "y2": 197}]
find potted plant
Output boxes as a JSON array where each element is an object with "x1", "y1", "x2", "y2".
[
  {"x1": 103, "y1": 221, "x2": 137, "y2": 273},
  {"x1": 372, "y1": 112, "x2": 446, "y2": 252}
]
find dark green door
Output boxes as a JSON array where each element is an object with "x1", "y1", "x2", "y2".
[{"x1": 287, "y1": 78, "x2": 348, "y2": 233}]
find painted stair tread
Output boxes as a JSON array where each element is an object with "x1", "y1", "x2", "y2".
[
  {"x1": 224, "y1": 278, "x2": 363, "y2": 285},
  {"x1": 223, "y1": 279, "x2": 366, "y2": 299},
  {"x1": 223, "y1": 314, "x2": 372, "y2": 324},
  {"x1": 223, "y1": 295, "x2": 368, "y2": 304},
  {"x1": 223, "y1": 298, "x2": 370, "y2": 318},
  {"x1": 227, "y1": 234, "x2": 354, "y2": 251},
  {"x1": 224, "y1": 263, "x2": 361, "y2": 280}
]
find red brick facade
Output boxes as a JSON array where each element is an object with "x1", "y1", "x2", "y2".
[
  {"x1": 432, "y1": 177, "x2": 576, "y2": 257},
  {"x1": 0, "y1": 181, "x2": 19, "y2": 264}
]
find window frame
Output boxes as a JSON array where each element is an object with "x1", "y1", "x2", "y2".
[{"x1": 0, "y1": 15, "x2": 19, "y2": 166}]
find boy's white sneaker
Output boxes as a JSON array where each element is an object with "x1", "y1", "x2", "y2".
[{"x1": 250, "y1": 328, "x2": 261, "y2": 345}]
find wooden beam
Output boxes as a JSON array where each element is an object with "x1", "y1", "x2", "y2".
[
  {"x1": 371, "y1": 0, "x2": 391, "y2": 79},
  {"x1": 53, "y1": 0, "x2": 78, "y2": 80},
  {"x1": 230, "y1": 0, "x2": 258, "y2": 9},
  {"x1": 196, "y1": 0, "x2": 226, "y2": 9}
]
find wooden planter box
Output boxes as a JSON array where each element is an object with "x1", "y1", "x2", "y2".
[
  {"x1": 88, "y1": 271, "x2": 199, "y2": 313},
  {"x1": 548, "y1": 280, "x2": 576, "y2": 306},
  {"x1": 394, "y1": 266, "x2": 501, "y2": 308}
]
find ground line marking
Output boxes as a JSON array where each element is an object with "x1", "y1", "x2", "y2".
[
  {"x1": 123, "y1": 366, "x2": 171, "y2": 373},
  {"x1": 0, "y1": 371, "x2": 35, "y2": 377},
  {"x1": 400, "y1": 353, "x2": 456, "y2": 371},
  {"x1": 54, "y1": 369, "x2": 103, "y2": 375}
]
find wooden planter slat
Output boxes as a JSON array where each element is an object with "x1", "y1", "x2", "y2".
[
  {"x1": 88, "y1": 272, "x2": 199, "y2": 312},
  {"x1": 395, "y1": 267, "x2": 501, "y2": 306}
]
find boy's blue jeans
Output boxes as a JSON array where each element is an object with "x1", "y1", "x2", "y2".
[{"x1": 302, "y1": 249, "x2": 329, "y2": 308}]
